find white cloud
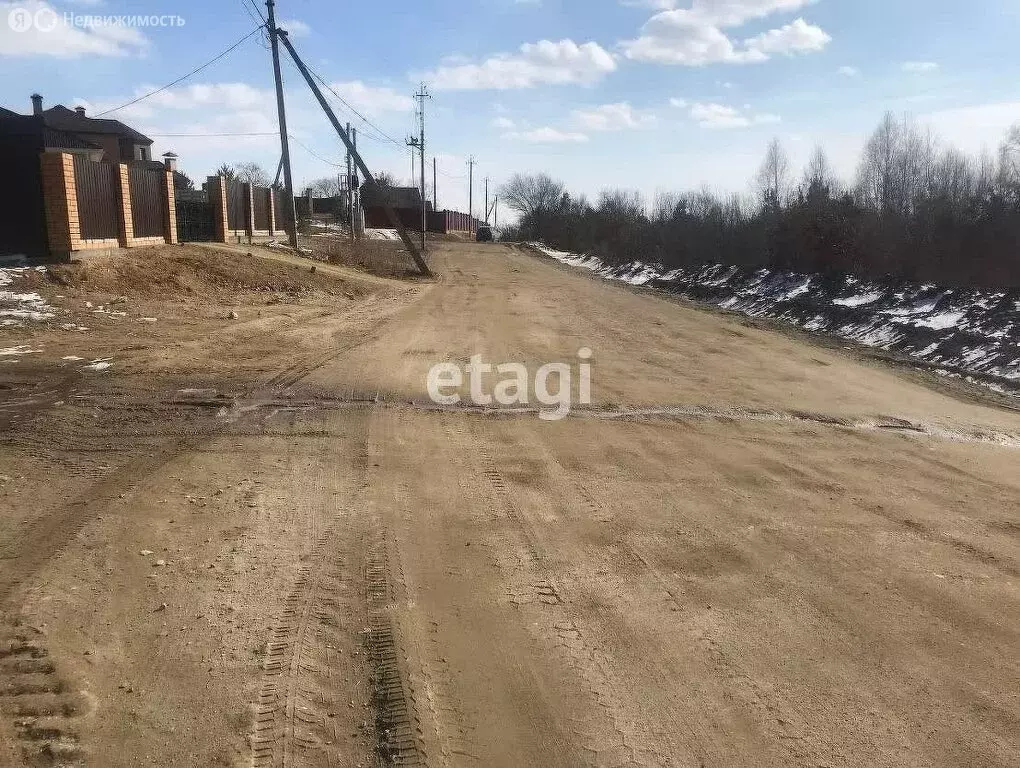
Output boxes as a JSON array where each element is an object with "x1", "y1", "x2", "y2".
[
  {"x1": 280, "y1": 19, "x2": 311, "y2": 37},
  {"x1": 621, "y1": 12, "x2": 757, "y2": 65},
  {"x1": 621, "y1": 0, "x2": 677, "y2": 8},
  {"x1": 924, "y1": 101, "x2": 1020, "y2": 154},
  {"x1": 423, "y1": 39, "x2": 617, "y2": 90},
  {"x1": 0, "y1": 0, "x2": 149, "y2": 57},
  {"x1": 689, "y1": 0, "x2": 817, "y2": 27},
  {"x1": 903, "y1": 61, "x2": 939, "y2": 73},
  {"x1": 743, "y1": 18, "x2": 831, "y2": 56},
  {"x1": 689, "y1": 101, "x2": 781, "y2": 128},
  {"x1": 573, "y1": 102, "x2": 656, "y2": 131},
  {"x1": 502, "y1": 126, "x2": 589, "y2": 143},
  {"x1": 130, "y1": 83, "x2": 270, "y2": 112},
  {"x1": 87, "y1": 80, "x2": 411, "y2": 124},
  {"x1": 669, "y1": 97, "x2": 688, "y2": 107},
  {"x1": 492, "y1": 116, "x2": 516, "y2": 129},
  {"x1": 326, "y1": 81, "x2": 414, "y2": 115},
  {"x1": 838, "y1": 65, "x2": 859, "y2": 77},
  {"x1": 624, "y1": 0, "x2": 814, "y2": 16},
  {"x1": 619, "y1": 2, "x2": 828, "y2": 66}
]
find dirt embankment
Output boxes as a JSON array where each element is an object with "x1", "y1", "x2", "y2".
[{"x1": 23, "y1": 246, "x2": 374, "y2": 303}]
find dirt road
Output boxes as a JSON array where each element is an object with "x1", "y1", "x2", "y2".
[{"x1": 1, "y1": 242, "x2": 1018, "y2": 767}]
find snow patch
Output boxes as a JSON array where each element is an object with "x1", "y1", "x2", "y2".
[
  {"x1": 0, "y1": 345, "x2": 41, "y2": 356},
  {"x1": 834, "y1": 291, "x2": 883, "y2": 307},
  {"x1": 536, "y1": 242, "x2": 1020, "y2": 396},
  {"x1": 914, "y1": 311, "x2": 964, "y2": 331}
]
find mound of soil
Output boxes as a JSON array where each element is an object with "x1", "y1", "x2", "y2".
[
  {"x1": 305, "y1": 237, "x2": 430, "y2": 279},
  {"x1": 29, "y1": 246, "x2": 370, "y2": 301}
]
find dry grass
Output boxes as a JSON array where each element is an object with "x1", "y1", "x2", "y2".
[{"x1": 303, "y1": 235, "x2": 430, "y2": 280}]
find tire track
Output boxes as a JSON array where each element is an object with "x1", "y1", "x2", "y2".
[
  {"x1": 250, "y1": 414, "x2": 372, "y2": 768},
  {"x1": 0, "y1": 341, "x2": 378, "y2": 768},
  {"x1": 465, "y1": 421, "x2": 660, "y2": 768},
  {"x1": 0, "y1": 632, "x2": 86, "y2": 767},
  {"x1": 363, "y1": 517, "x2": 427, "y2": 767}
]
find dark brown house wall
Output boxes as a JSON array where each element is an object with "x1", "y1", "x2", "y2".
[{"x1": 0, "y1": 117, "x2": 48, "y2": 258}]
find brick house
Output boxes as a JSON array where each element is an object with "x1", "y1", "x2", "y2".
[
  {"x1": 0, "y1": 93, "x2": 154, "y2": 162},
  {"x1": 0, "y1": 95, "x2": 163, "y2": 260}
]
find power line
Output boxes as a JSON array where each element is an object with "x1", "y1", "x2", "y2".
[
  {"x1": 240, "y1": 1, "x2": 270, "y2": 49},
  {"x1": 148, "y1": 131, "x2": 278, "y2": 137},
  {"x1": 302, "y1": 63, "x2": 404, "y2": 146},
  {"x1": 278, "y1": 55, "x2": 395, "y2": 146},
  {"x1": 288, "y1": 134, "x2": 344, "y2": 167},
  {"x1": 95, "y1": 25, "x2": 265, "y2": 117},
  {"x1": 243, "y1": 0, "x2": 267, "y2": 23}
]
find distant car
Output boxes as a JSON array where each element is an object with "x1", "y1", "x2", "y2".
[{"x1": 476, "y1": 225, "x2": 494, "y2": 242}]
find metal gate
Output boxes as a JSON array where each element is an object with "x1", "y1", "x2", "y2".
[
  {"x1": 73, "y1": 155, "x2": 118, "y2": 241},
  {"x1": 128, "y1": 163, "x2": 166, "y2": 238},
  {"x1": 176, "y1": 199, "x2": 215, "y2": 242}
]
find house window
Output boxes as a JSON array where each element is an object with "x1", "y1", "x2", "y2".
[{"x1": 135, "y1": 145, "x2": 150, "y2": 161}]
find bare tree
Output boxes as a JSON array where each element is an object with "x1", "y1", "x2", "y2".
[
  {"x1": 756, "y1": 138, "x2": 791, "y2": 211},
  {"x1": 500, "y1": 173, "x2": 567, "y2": 219},
  {"x1": 652, "y1": 190, "x2": 684, "y2": 224},
  {"x1": 802, "y1": 145, "x2": 838, "y2": 197},
  {"x1": 303, "y1": 177, "x2": 341, "y2": 197},
  {"x1": 856, "y1": 111, "x2": 900, "y2": 212},
  {"x1": 214, "y1": 163, "x2": 237, "y2": 181},
  {"x1": 233, "y1": 162, "x2": 271, "y2": 187},
  {"x1": 999, "y1": 122, "x2": 1020, "y2": 195},
  {"x1": 930, "y1": 147, "x2": 975, "y2": 207}
]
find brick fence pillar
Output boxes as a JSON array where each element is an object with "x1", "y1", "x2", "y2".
[
  {"x1": 164, "y1": 170, "x2": 178, "y2": 245},
  {"x1": 268, "y1": 188, "x2": 277, "y2": 235},
  {"x1": 115, "y1": 163, "x2": 133, "y2": 248},
  {"x1": 39, "y1": 152, "x2": 76, "y2": 259}
]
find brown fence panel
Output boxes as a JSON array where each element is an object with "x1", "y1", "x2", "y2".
[
  {"x1": 73, "y1": 155, "x2": 118, "y2": 241},
  {"x1": 253, "y1": 187, "x2": 270, "y2": 230},
  {"x1": 274, "y1": 189, "x2": 293, "y2": 232},
  {"x1": 128, "y1": 163, "x2": 166, "y2": 238},
  {"x1": 226, "y1": 182, "x2": 246, "y2": 231}
]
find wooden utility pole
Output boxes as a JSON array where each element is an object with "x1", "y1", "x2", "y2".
[
  {"x1": 352, "y1": 128, "x2": 360, "y2": 238},
  {"x1": 345, "y1": 122, "x2": 354, "y2": 242},
  {"x1": 266, "y1": 0, "x2": 298, "y2": 248},
  {"x1": 467, "y1": 156, "x2": 476, "y2": 236},
  {"x1": 484, "y1": 177, "x2": 489, "y2": 224},
  {"x1": 276, "y1": 30, "x2": 430, "y2": 275}
]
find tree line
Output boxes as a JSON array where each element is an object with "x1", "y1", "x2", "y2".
[{"x1": 500, "y1": 113, "x2": 1020, "y2": 288}]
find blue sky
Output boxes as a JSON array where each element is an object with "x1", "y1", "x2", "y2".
[{"x1": 2, "y1": 0, "x2": 1020, "y2": 216}]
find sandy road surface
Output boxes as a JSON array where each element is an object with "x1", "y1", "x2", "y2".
[{"x1": 0, "y1": 242, "x2": 1018, "y2": 767}]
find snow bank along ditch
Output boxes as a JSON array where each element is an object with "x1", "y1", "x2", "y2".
[{"x1": 532, "y1": 244, "x2": 1020, "y2": 399}]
